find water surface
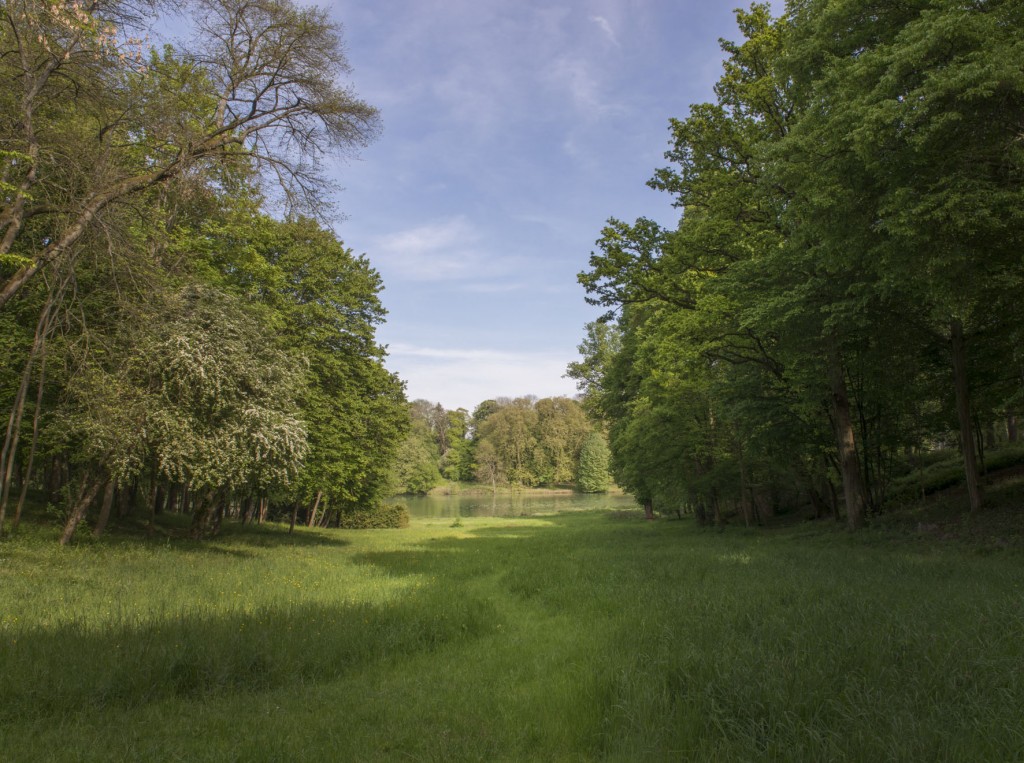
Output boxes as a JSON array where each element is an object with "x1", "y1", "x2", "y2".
[{"x1": 396, "y1": 491, "x2": 636, "y2": 519}]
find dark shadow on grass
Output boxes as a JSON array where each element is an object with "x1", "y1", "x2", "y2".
[
  {"x1": 0, "y1": 511, "x2": 647, "y2": 726},
  {"x1": 0, "y1": 576, "x2": 499, "y2": 725},
  {"x1": 8, "y1": 507, "x2": 352, "y2": 554},
  {"x1": 209, "y1": 522, "x2": 352, "y2": 549}
]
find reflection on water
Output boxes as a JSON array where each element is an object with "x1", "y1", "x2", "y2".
[{"x1": 394, "y1": 491, "x2": 637, "y2": 519}]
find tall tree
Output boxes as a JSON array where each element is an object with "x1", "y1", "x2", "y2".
[
  {"x1": 0, "y1": 0, "x2": 380, "y2": 309},
  {"x1": 576, "y1": 432, "x2": 612, "y2": 494},
  {"x1": 780, "y1": 0, "x2": 1024, "y2": 513}
]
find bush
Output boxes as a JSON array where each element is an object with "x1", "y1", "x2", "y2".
[{"x1": 336, "y1": 503, "x2": 410, "y2": 529}]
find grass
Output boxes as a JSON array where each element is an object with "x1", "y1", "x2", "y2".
[{"x1": 2, "y1": 509, "x2": 1023, "y2": 761}]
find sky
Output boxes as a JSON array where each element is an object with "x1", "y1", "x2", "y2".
[{"x1": 321, "y1": 1, "x2": 784, "y2": 412}]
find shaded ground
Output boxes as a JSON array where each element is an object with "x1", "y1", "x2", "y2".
[{"x1": 873, "y1": 468, "x2": 1024, "y2": 550}]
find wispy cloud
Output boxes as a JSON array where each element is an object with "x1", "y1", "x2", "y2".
[
  {"x1": 590, "y1": 15, "x2": 620, "y2": 47},
  {"x1": 546, "y1": 55, "x2": 619, "y2": 118},
  {"x1": 461, "y1": 281, "x2": 528, "y2": 294},
  {"x1": 369, "y1": 216, "x2": 494, "y2": 282}
]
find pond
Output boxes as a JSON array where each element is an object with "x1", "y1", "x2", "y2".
[{"x1": 394, "y1": 490, "x2": 637, "y2": 519}]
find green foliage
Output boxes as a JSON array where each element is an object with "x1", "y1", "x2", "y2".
[
  {"x1": 575, "y1": 2, "x2": 1024, "y2": 524},
  {"x1": 440, "y1": 408, "x2": 472, "y2": 481},
  {"x1": 566, "y1": 321, "x2": 621, "y2": 417},
  {"x1": 390, "y1": 420, "x2": 442, "y2": 496},
  {"x1": 532, "y1": 397, "x2": 591, "y2": 485},
  {"x1": 0, "y1": 0, "x2": 403, "y2": 540},
  {"x1": 51, "y1": 285, "x2": 308, "y2": 492},
  {"x1": 335, "y1": 503, "x2": 410, "y2": 529},
  {"x1": 472, "y1": 397, "x2": 593, "y2": 488},
  {"x1": 395, "y1": 397, "x2": 602, "y2": 492},
  {"x1": 576, "y1": 432, "x2": 611, "y2": 493}
]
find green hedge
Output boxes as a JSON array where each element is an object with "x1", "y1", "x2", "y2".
[{"x1": 337, "y1": 503, "x2": 410, "y2": 529}]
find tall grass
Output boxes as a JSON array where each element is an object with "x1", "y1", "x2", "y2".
[{"x1": 2, "y1": 512, "x2": 1022, "y2": 760}]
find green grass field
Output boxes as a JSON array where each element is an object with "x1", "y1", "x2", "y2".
[{"x1": 2, "y1": 510, "x2": 1023, "y2": 761}]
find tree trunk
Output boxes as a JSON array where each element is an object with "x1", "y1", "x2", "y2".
[
  {"x1": 0, "y1": 387, "x2": 27, "y2": 534},
  {"x1": 1007, "y1": 412, "x2": 1018, "y2": 443},
  {"x1": 147, "y1": 487, "x2": 158, "y2": 537},
  {"x1": 827, "y1": 344, "x2": 866, "y2": 530},
  {"x1": 694, "y1": 500, "x2": 707, "y2": 526},
  {"x1": 213, "y1": 494, "x2": 226, "y2": 533},
  {"x1": 60, "y1": 474, "x2": 104, "y2": 545},
  {"x1": 125, "y1": 479, "x2": 139, "y2": 516},
  {"x1": 190, "y1": 489, "x2": 217, "y2": 539},
  {"x1": 146, "y1": 463, "x2": 159, "y2": 521},
  {"x1": 92, "y1": 480, "x2": 116, "y2": 538},
  {"x1": 165, "y1": 483, "x2": 179, "y2": 515},
  {"x1": 950, "y1": 319, "x2": 983, "y2": 513},
  {"x1": 45, "y1": 454, "x2": 69, "y2": 504},
  {"x1": 975, "y1": 414, "x2": 987, "y2": 475},
  {"x1": 0, "y1": 296, "x2": 53, "y2": 533},
  {"x1": 14, "y1": 340, "x2": 49, "y2": 529},
  {"x1": 306, "y1": 490, "x2": 322, "y2": 527}
]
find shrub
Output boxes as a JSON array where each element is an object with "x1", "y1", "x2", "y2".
[{"x1": 336, "y1": 503, "x2": 410, "y2": 529}]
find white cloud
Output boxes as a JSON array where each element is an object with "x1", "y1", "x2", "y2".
[{"x1": 386, "y1": 343, "x2": 579, "y2": 411}]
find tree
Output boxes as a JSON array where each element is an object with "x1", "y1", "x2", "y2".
[
  {"x1": 575, "y1": 1, "x2": 1024, "y2": 529},
  {"x1": 53, "y1": 285, "x2": 307, "y2": 542},
  {"x1": 0, "y1": 3, "x2": 409, "y2": 541},
  {"x1": 532, "y1": 397, "x2": 590, "y2": 485},
  {"x1": 469, "y1": 399, "x2": 501, "y2": 440},
  {"x1": 578, "y1": 5, "x2": 832, "y2": 524},
  {"x1": 779, "y1": 0, "x2": 1024, "y2": 513},
  {"x1": 473, "y1": 438, "x2": 502, "y2": 491},
  {"x1": 440, "y1": 408, "x2": 472, "y2": 481},
  {"x1": 249, "y1": 217, "x2": 407, "y2": 512},
  {"x1": 390, "y1": 431, "x2": 441, "y2": 495},
  {"x1": 576, "y1": 432, "x2": 611, "y2": 493},
  {"x1": 0, "y1": 0, "x2": 380, "y2": 309},
  {"x1": 566, "y1": 321, "x2": 621, "y2": 417},
  {"x1": 476, "y1": 400, "x2": 538, "y2": 487}
]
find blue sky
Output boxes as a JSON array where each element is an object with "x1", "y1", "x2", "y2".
[{"x1": 323, "y1": 1, "x2": 783, "y2": 412}]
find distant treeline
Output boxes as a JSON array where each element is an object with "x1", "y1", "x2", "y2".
[
  {"x1": 390, "y1": 397, "x2": 612, "y2": 495},
  {"x1": 571, "y1": 2, "x2": 1024, "y2": 527}
]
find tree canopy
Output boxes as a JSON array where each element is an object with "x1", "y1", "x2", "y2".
[
  {"x1": 0, "y1": 0, "x2": 406, "y2": 542},
  {"x1": 575, "y1": 0, "x2": 1024, "y2": 527}
]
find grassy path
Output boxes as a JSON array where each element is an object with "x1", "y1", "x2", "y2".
[{"x1": 2, "y1": 512, "x2": 1023, "y2": 760}]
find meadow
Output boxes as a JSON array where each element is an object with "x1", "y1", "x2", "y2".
[{"x1": 1, "y1": 509, "x2": 1023, "y2": 761}]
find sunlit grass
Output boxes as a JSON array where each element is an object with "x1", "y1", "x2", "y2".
[{"x1": 2, "y1": 511, "x2": 1023, "y2": 760}]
